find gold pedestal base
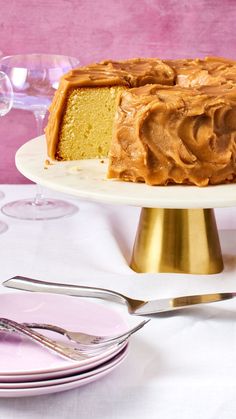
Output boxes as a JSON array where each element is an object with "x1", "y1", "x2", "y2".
[{"x1": 130, "y1": 208, "x2": 223, "y2": 274}]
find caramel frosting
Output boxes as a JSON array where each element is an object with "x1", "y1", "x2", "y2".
[
  {"x1": 166, "y1": 56, "x2": 236, "y2": 88},
  {"x1": 108, "y1": 83, "x2": 236, "y2": 186}
]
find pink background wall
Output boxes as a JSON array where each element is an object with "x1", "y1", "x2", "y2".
[{"x1": 1, "y1": 0, "x2": 236, "y2": 183}]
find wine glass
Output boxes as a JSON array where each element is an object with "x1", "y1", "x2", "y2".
[
  {"x1": 0, "y1": 54, "x2": 80, "y2": 220},
  {"x1": 0, "y1": 71, "x2": 13, "y2": 233}
]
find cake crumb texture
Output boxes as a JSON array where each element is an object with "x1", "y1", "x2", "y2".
[{"x1": 56, "y1": 86, "x2": 127, "y2": 160}]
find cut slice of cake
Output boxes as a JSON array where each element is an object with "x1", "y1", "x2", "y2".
[{"x1": 56, "y1": 86, "x2": 127, "y2": 160}]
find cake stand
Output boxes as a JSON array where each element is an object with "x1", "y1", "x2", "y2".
[{"x1": 15, "y1": 136, "x2": 236, "y2": 275}]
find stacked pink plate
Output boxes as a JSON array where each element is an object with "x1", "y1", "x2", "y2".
[{"x1": 0, "y1": 292, "x2": 129, "y2": 397}]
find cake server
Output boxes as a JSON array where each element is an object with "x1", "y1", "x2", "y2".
[{"x1": 3, "y1": 276, "x2": 236, "y2": 316}]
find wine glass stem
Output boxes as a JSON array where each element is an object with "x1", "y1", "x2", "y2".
[
  {"x1": 33, "y1": 110, "x2": 46, "y2": 137},
  {"x1": 33, "y1": 111, "x2": 46, "y2": 205},
  {"x1": 34, "y1": 185, "x2": 44, "y2": 206}
]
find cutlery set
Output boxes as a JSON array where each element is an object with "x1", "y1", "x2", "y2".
[{"x1": 0, "y1": 317, "x2": 149, "y2": 360}]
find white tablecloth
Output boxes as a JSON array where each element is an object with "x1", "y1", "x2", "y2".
[{"x1": 1, "y1": 184, "x2": 236, "y2": 419}]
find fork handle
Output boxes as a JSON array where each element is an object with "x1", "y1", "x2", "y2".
[
  {"x1": 0, "y1": 318, "x2": 85, "y2": 361},
  {"x1": 4, "y1": 276, "x2": 129, "y2": 306}
]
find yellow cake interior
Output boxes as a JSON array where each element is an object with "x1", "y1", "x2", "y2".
[{"x1": 56, "y1": 85, "x2": 127, "y2": 160}]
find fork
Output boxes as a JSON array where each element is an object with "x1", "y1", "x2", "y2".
[
  {"x1": 0, "y1": 318, "x2": 91, "y2": 361},
  {"x1": 22, "y1": 319, "x2": 150, "y2": 348}
]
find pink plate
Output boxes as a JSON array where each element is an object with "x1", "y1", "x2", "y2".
[
  {"x1": 0, "y1": 344, "x2": 128, "y2": 397},
  {"x1": 0, "y1": 292, "x2": 128, "y2": 377}
]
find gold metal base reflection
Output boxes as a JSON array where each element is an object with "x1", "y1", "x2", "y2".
[{"x1": 130, "y1": 208, "x2": 223, "y2": 274}]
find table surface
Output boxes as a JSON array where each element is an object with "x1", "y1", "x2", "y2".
[{"x1": 1, "y1": 184, "x2": 236, "y2": 419}]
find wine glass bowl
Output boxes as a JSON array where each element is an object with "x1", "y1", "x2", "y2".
[
  {"x1": 0, "y1": 54, "x2": 80, "y2": 220},
  {"x1": 0, "y1": 54, "x2": 79, "y2": 113},
  {"x1": 0, "y1": 71, "x2": 13, "y2": 116}
]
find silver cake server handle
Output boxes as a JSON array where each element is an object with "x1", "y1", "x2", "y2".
[
  {"x1": 3, "y1": 276, "x2": 134, "y2": 307},
  {"x1": 3, "y1": 276, "x2": 236, "y2": 316}
]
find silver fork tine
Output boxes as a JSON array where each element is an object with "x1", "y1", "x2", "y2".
[
  {"x1": 22, "y1": 319, "x2": 150, "y2": 347},
  {"x1": 0, "y1": 318, "x2": 88, "y2": 361},
  {"x1": 74, "y1": 322, "x2": 150, "y2": 353},
  {"x1": 75, "y1": 320, "x2": 150, "y2": 349}
]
